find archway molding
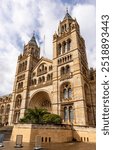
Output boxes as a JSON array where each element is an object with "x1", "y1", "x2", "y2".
[{"x1": 29, "y1": 90, "x2": 52, "y2": 112}]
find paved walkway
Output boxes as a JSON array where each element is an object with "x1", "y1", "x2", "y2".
[{"x1": 0, "y1": 141, "x2": 96, "y2": 150}]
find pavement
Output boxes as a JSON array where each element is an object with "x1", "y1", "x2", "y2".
[{"x1": 0, "y1": 141, "x2": 96, "y2": 150}]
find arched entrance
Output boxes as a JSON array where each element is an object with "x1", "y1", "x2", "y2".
[{"x1": 29, "y1": 91, "x2": 52, "y2": 112}]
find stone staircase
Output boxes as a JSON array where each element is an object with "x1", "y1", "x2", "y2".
[{"x1": 0, "y1": 126, "x2": 13, "y2": 141}]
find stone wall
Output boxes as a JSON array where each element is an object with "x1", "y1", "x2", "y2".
[
  {"x1": 10, "y1": 124, "x2": 96, "y2": 143},
  {"x1": 73, "y1": 126, "x2": 96, "y2": 143},
  {"x1": 11, "y1": 124, "x2": 73, "y2": 143}
]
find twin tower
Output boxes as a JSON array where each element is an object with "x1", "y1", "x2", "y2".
[{"x1": 7, "y1": 11, "x2": 96, "y2": 126}]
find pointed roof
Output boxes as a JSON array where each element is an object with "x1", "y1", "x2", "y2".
[
  {"x1": 28, "y1": 34, "x2": 37, "y2": 45},
  {"x1": 63, "y1": 9, "x2": 73, "y2": 20},
  {"x1": 32, "y1": 57, "x2": 52, "y2": 71}
]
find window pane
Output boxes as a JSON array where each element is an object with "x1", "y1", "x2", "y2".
[
  {"x1": 68, "y1": 88, "x2": 72, "y2": 98},
  {"x1": 69, "y1": 107, "x2": 74, "y2": 123},
  {"x1": 64, "y1": 107, "x2": 68, "y2": 122},
  {"x1": 63, "y1": 89, "x2": 68, "y2": 99}
]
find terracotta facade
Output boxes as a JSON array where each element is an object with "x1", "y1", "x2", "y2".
[{"x1": 0, "y1": 11, "x2": 96, "y2": 127}]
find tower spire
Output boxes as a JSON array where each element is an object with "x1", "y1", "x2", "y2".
[
  {"x1": 66, "y1": 7, "x2": 68, "y2": 13},
  {"x1": 63, "y1": 8, "x2": 73, "y2": 20},
  {"x1": 33, "y1": 30, "x2": 35, "y2": 37}
]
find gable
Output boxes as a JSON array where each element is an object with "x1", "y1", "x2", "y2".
[{"x1": 32, "y1": 57, "x2": 53, "y2": 76}]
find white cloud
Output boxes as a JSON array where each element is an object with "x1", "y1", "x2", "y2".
[
  {"x1": 0, "y1": 0, "x2": 95, "y2": 95},
  {"x1": 71, "y1": 4, "x2": 96, "y2": 67},
  {"x1": 36, "y1": 0, "x2": 65, "y2": 58},
  {"x1": 0, "y1": 42, "x2": 20, "y2": 95}
]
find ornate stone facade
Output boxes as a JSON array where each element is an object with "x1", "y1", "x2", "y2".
[{"x1": 0, "y1": 11, "x2": 96, "y2": 127}]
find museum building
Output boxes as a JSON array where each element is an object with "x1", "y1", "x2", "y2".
[{"x1": 0, "y1": 11, "x2": 96, "y2": 127}]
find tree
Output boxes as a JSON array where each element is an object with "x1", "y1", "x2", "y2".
[
  {"x1": 43, "y1": 114, "x2": 62, "y2": 124},
  {"x1": 20, "y1": 107, "x2": 49, "y2": 124},
  {"x1": 19, "y1": 107, "x2": 62, "y2": 125}
]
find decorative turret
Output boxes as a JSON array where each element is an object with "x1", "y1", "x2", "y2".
[
  {"x1": 55, "y1": 9, "x2": 80, "y2": 37},
  {"x1": 28, "y1": 34, "x2": 37, "y2": 46},
  {"x1": 22, "y1": 34, "x2": 40, "y2": 59},
  {"x1": 53, "y1": 10, "x2": 80, "y2": 59},
  {"x1": 63, "y1": 9, "x2": 73, "y2": 20}
]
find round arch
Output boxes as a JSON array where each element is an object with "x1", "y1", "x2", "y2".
[
  {"x1": 29, "y1": 90, "x2": 52, "y2": 112},
  {"x1": 60, "y1": 81, "x2": 72, "y2": 101}
]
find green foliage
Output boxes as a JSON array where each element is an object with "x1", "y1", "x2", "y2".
[
  {"x1": 43, "y1": 114, "x2": 62, "y2": 124},
  {"x1": 19, "y1": 107, "x2": 62, "y2": 125},
  {"x1": 20, "y1": 107, "x2": 49, "y2": 124}
]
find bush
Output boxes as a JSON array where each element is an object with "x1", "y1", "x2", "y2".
[
  {"x1": 19, "y1": 108, "x2": 49, "y2": 124},
  {"x1": 19, "y1": 108, "x2": 62, "y2": 125},
  {"x1": 43, "y1": 114, "x2": 62, "y2": 124}
]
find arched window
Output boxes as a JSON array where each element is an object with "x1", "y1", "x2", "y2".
[
  {"x1": 62, "y1": 26, "x2": 64, "y2": 32},
  {"x1": 31, "y1": 80, "x2": 34, "y2": 85},
  {"x1": 45, "y1": 66, "x2": 47, "y2": 71},
  {"x1": 25, "y1": 61, "x2": 27, "y2": 70},
  {"x1": 34, "y1": 79, "x2": 37, "y2": 85},
  {"x1": 42, "y1": 64, "x2": 44, "y2": 71},
  {"x1": 18, "y1": 82, "x2": 23, "y2": 89},
  {"x1": 69, "y1": 23, "x2": 71, "y2": 29},
  {"x1": 1, "y1": 105, "x2": 4, "y2": 114},
  {"x1": 58, "y1": 43, "x2": 61, "y2": 56},
  {"x1": 37, "y1": 63, "x2": 47, "y2": 76},
  {"x1": 84, "y1": 84, "x2": 92, "y2": 125},
  {"x1": 13, "y1": 111, "x2": 20, "y2": 123},
  {"x1": 69, "y1": 106, "x2": 74, "y2": 123},
  {"x1": 50, "y1": 73, "x2": 53, "y2": 80},
  {"x1": 64, "y1": 107, "x2": 68, "y2": 122},
  {"x1": 47, "y1": 74, "x2": 50, "y2": 81},
  {"x1": 18, "y1": 83, "x2": 21, "y2": 89},
  {"x1": 42, "y1": 76, "x2": 45, "y2": 82},
  {"x1": 61, "y1": 67, "x2": 65, "y2": 75},
  {"x1": 18, "y1": 64, "x2": 23, "y2": 73},
  {"x1": 20, "y1": 82, "x2": 23, "y2": 88},
  {"x1": 62, "y1": 41, "x2": 66, "y2": 54},
  {"x1": 63, "y1": 57, "x2": 65, "y2": 63},
  {"x1": 18, "y1": 64, "x2": 21, "y2": 73},
  {"x1": 68, "y1": 88, "x2": 72, "y2": 98},
  {"x1": 25, "y1": 61, "x2": 27, "y2": 65},
  {"x1": 63, "y1": 89, "x2": 68, "y2": 99},
  {"x1": 66, "y1": 65, "x2": 70, "y2": 73},
  {"x1": 68, "y1": 55, "x2": 70, "y2": 61},
  {"x1": 38, "y1": 77, "x2": 42, "y2": 84},
  {"x1": 61, "y1": 82, "x2": 72, "y2": 100},
  {"x1": 15, "y1": 95, "x2": 22, "y2": 108},
  {"x1": 22, "y1": 62, "x2": 25, "y2": 71},
  {"x1": 60, "y1": 59, "x2": 62, "y2": 64},
  {"x1": 50, "y1": 65, "x2": 53, "y2": 71},
  {"x1": 70, "y1": 55, "x2": 72, "y2": 60},
  {"x1": 6, "y1": 104, "x2": 10, "y2": 114},
  {"x1": 67, "y1": 39, "x2": 71, "y2": 51},
  {"x1": 64, "y1": 24, "x2": 66, "y2": 31}
]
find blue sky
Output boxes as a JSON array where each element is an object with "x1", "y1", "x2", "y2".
[{"x1": 0, "y1": 0, "x2": 95, "y2": 95}]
